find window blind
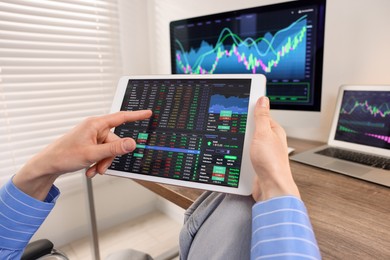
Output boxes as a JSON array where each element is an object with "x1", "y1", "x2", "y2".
[{"x1": 0, "y1": 0, "x2": 122, "y2": 184}]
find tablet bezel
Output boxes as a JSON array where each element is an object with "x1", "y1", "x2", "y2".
[{"x1": 106, "y1": 74, "x2": 266, "y2": 195}]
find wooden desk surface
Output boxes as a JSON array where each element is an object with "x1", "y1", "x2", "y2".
[{"x1": 136, "y1": 137, "x2": 390, "y2": 259}]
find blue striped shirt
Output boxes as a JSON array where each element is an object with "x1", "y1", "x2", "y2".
[
  {"x1": 0, "y1": 178, "x2": 319, "y2": 260},
  {"x1": 251, "y1": 196, "x2": 321, "y2": 259},
  {"x1": 0, "y1": 178, "x2": 59, "y2": 259}
]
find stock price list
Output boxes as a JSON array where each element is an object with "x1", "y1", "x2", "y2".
[{"x1": 109, "y1": 78, "x2": 251, "y2": 188}]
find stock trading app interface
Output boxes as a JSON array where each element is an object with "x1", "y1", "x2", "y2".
[
  {"x1": 109, "y1": 78, "x2": 251, "y2": 188},
  {"x1": 335, "y1": 90, "x2": 390, "y2": 149}
]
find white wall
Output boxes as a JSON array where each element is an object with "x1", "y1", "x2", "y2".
[
  {"x1": 119, "y1": 0, "x2": 152, "y2": 75},
  {"x1": 145, "y1": 0, "x2": 390, "y2": 142}
]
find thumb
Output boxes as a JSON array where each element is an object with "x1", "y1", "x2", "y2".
[
  {"x1": 253, "y1": 96, "x2": 271, "y2": 137},
  {"x1": 91, "y1": 138, "x2": 136, "y2": 161}
]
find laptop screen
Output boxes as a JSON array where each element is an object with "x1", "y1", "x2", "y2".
[{"x1": 335, "y1": 90, "x2": 390, "y2": 150}]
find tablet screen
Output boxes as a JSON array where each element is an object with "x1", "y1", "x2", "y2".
[{"x1": 109, "y1": 78, "x2": 252, "y2": 188}]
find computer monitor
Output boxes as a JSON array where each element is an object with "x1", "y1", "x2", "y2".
[{"x1": 169, "y1": 0, "x2": 326, "y2": 127}]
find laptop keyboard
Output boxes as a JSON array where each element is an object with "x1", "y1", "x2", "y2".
[{"x1": 316, "y1": 147, "x2": 390, "y2": 170}]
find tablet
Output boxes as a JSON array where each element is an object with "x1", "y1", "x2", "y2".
[{"x1": 106, "y1": 74, "x2": 266, "y2": 195}]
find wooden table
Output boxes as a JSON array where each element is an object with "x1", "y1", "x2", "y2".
[{"x1": 136, "y1": 137, "x2": 390, "y2": 259}]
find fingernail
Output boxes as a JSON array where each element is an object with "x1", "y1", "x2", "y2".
[
  {"x1": 259, "y1": 96, "x2": 269, "y2": 108},
  {"x1": 123, "y1": 139, "x2": 135, "y2": 152}
]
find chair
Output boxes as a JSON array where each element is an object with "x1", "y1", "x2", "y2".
[
  {"x1": 22, "y1": 239, "x2": 179, "y2": 260},
  {"x1": 22, "y1": 239, "x2": 68, "y2": 260}
]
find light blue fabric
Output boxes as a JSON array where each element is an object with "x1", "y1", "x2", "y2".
[
  {"x1": 251, "y1": 196, "x2": 321, "y2": 259},
  {"x1": 0, "y1": 178, "x2": 59, "y2": 259}
]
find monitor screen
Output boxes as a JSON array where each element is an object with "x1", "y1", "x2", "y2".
[{"x1": 170, "y1": 0, "x2": 326, "y2": 111}]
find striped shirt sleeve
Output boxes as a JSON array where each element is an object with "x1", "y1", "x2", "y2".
[
  {"x1": 251, "y1": 196, "x2": 321, "y2": 260},
  {"x1": 0, "y1": 177, "x2": 59, "y2": 259}
]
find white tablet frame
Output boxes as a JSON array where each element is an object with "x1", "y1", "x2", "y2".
[{"x1": 106, "y1": 74, "x2": 266, "y2": 195}]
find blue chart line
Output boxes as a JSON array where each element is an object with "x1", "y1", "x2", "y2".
[
  {"x1": 208, "y1": 94, "x2": 249, "y2": 114},
  {"x1": 136, "y1": 144, "x2": 200, "y2": 154},
  {"x1": 175, "y1": 15, "x2": 307, "y2": 79}
]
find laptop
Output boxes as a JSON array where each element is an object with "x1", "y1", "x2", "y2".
[{"x1": 290, "y1": 85, "x2": 390, "y2": 187}]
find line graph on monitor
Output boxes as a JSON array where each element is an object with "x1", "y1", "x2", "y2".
[
  {"x1": 170, "y1": 0, "x2": 326, "y2": 111},
  {"x1": 175, "y1": 15, "x2": 307, "y2": 79}
]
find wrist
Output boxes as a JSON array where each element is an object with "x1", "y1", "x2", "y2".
[
  {"x1": 253, "y1": 171, "x2": 300, "y2": 202},
  {"x1": 13, "y1": 155, "x2": 60, "y2": 201},
  {"x1": 256, "y1": 183, "x2": 300, "y2": 202}
]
